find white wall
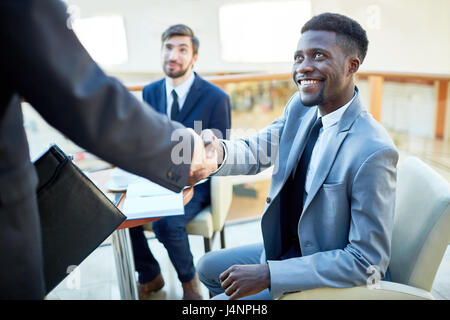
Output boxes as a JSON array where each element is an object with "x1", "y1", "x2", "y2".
[
  {"x1": 310, "y1": 0, "x2": 450, "y2": 75},
  {"x1": 66, "y1": 0, "x2": 450, "y2": 76},
  {"x1": 67, "y1": 0, "x2": 297, "y2": 76}
]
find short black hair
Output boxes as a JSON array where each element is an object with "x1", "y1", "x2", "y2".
[
  {"x1": 301, "y1": 12, "x2": 368, "y2": 63},
  {"x1": 161, "y1": 24, "x2": 199, "y2": 55}
]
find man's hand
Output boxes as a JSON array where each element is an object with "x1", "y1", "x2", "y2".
[
  {"x1": 219, "y1": 264, "x2": 270, "y2": 300},
  {"x1": 183, "y1": 186, "x2": 194, "y2": 205},
  {"x1": 187, "y1": 128, "x2": 217, "y2": 186},
  {"x1": 201, "y1": 129, "x2": 224, "y2": 165}
]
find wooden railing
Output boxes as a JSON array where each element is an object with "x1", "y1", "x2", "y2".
[
  {"x1": 356, "y1": 72, "x2": 450, "y2": 139},
  {"x1": 127, "y1": 71, "x2": 450, "y2": 139}
]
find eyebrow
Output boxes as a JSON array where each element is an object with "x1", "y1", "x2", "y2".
[
  {"x1": 294, "y1": 47, "x2": 331, "y2": 55},
  {"x1": 165, "y1": 42, "x2": 190, "y2": 48}
]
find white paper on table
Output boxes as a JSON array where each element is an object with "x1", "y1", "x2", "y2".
[{"x1": 122, "y1": 178, "x2": 184, "y2": 220}]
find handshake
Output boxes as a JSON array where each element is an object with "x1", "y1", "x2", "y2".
[{"x1": 187, "y1": 128, "x2": 224, "y2": 186}]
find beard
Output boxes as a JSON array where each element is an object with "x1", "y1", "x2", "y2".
[
  {"x1": 163, "y1": 60, "x2": 193, "y2": 79},
  {"x1": 299, "y1": 84, "x2": 325, "y2": 107}
]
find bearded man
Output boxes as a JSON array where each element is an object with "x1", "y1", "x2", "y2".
[{"x1": 129, "y1": 24, "x2": 231, "y2": 300}]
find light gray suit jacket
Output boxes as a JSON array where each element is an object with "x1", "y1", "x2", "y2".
[{"x1": 215, "y1": 89, "x2": 398, "y2": 299}]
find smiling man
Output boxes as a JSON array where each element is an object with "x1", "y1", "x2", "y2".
[
  {"x1": 197, "y1": 13, "x2": 398, "y2": 300},
  {"x1": 129, "y1": 24, "x2": 231, "y2": 300}
]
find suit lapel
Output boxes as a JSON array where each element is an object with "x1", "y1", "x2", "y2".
[
  {"x1": 282, "y1": 107, "x2": 317, "y2": 186},
  {"x1": 156, "y1": 80, "x2": 167, "y2": 114},
  {"x1": 262, "y1": 101, "x2": 316, "y2": 260},
  {"x1": 301, "y1": 131, "x2": 348, "y2": 216},
  {"x1": 175, "y1": 74, "x2": 203, "y2": 123},
  {"x1": 301, "y1": 94, "x2": 363, "y2": 217}
]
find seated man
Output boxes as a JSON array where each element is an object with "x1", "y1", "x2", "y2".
[
  {"x1": 197, "y1": 13, "x2": 398, "y2": 300},
  {"x1": 129, "y1": 24, "x2": 231, "y2": 300}
]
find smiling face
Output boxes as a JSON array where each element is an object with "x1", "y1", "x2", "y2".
[
  {"x1": 162, "y1": 35, "x2": 198, "y2": 80},
  {"x1": 292, "y1": 30, "x2": 360, "y2": 115}
]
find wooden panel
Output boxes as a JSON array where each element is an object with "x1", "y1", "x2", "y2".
[
  {"x1": 368, "y1": 75, "x2": 384, "y2": 122},
  {"x1": 435, "y1": 80, "x2": 449, "y2": 139},
  {"x1": 357, "y1": 74, "x2": 434, "y2": 86},
  {"x1": 127, "y1": 71, "x2": 450, "y2": 92},
  {"x1": 357, "y1": 71, "x2": 450, "y2": 82}
]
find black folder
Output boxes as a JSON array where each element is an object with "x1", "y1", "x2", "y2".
[{"x1": 34, "y1": 145, "x2": 126, "y2": 294}]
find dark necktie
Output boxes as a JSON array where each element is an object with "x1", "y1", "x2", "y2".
[
  {"x1": 281, "y1": 116, "x2": 323, "y2": 258},
  {"x1": 170, "y1": 89, "x2": 179, "y2": 120}
]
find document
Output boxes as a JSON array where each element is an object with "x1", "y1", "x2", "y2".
[{"x1": 122, "y1": 178, "x2": 184, "y2": 220}]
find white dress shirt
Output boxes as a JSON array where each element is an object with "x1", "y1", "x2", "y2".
[
  {"x1": 165, "y1": 71, "x2": 196, "y2": 117},
  {"x1": 304, "y1": 94, "x2": 356, "y2": 194}
]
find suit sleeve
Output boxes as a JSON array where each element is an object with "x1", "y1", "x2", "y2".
[
  {"x1": 267, "y1": 146, "x2": 398, "y2": 299},
  {"x1": 214, "y1": 94, "x2": 296, "y2": 176},
  {"x1": 0, "y1": 0, "x2": 192, "y2": 192}
]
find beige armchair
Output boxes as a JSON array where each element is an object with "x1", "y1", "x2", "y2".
[
  {"x1": 279, "y1": 156, "x2": 450, "y2": 300},
  {"x1": 143, "y1": 176, "x2": 233, "y2": 252}
]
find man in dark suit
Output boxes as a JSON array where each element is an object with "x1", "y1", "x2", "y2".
[
  {"x1": 129, "y1": 24, "x2": 231, "y2": 300},
  {"x1": 0, "y1": 1, "x2": 215, "y2": 299}
]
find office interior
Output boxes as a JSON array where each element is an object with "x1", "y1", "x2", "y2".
[{"x1": 19, "y1": 0, "x2": 450, "y2": 300}]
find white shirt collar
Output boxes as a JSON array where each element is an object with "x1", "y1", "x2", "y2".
[
  {"x1": 317, "y1": 92, "x2": 356, "y2": 130},
  {"x1": 165, "y1": 71, "x2": 196, "y2": 108}
]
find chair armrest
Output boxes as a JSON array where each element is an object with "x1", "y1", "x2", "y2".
[
  {"x1": 210, "y1": 176, "x2": 233, "y2": 231},
  {"x1": 277, "y1": 281, "x2": 435, "y2": 300}
]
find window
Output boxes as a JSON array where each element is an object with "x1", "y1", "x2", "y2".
[
  {"x1": 72, "y1": 15, "x2": 128, "y2": 66},
  {"x1": 219, "y1": 1, "x2": 311, "y2": 63}
]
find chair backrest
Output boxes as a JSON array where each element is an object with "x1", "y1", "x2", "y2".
[
  {"x1": 210, "y1": 176, "x2": 233, "y2": 231},
  {"x1": 389, "y1": 156, "x2": 450, "y2": 291}
]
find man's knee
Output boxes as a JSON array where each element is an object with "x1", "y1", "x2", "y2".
[
  {"x1": 196, "y1": 252, "x2": 209, "y2": 283},
  {"x1": 152, "y1": 217, "x2": 186, "y2": 240},
  {"x1": 197, "y1": 250, "x2": 224, "y2": 285}
]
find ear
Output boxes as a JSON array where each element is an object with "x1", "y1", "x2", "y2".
[
  {"x1": 192, "y1": 53, "x2": 199, "y2": 65},
  {"x1": 347, "y1": 57, "x2": 361, "y2": 76}
]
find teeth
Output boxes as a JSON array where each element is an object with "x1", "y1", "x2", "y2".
[{"x1": 300, "y1": 80, "x2": 319, "y2": 85}]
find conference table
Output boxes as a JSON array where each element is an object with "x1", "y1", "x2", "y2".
[{"x1": 89, "y1": 169, "x2": 193, "y2": 300}]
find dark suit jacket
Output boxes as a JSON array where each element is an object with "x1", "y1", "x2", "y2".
[
  {"x1": 142, "y1": 74, "x2": 231, "y2": 202},
  {"x1": 0, "y1": 0, "x2": 192, "y2": 299}
]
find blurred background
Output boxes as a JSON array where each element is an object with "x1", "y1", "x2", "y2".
[
  {"x1": 24, "y1": 0, "x2": 450, "y2": 221},
  {"x1": 21, "y1": 0, "x2": 449, "y2": 299}
]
